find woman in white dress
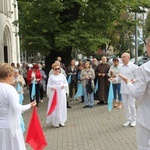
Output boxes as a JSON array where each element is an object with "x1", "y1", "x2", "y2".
[
  {"x1": 46, "y1": 62, "x2": 69, "y2": 128},
  {"x1": 0, "y1": 63, "x2": 36, "y2": 150}
]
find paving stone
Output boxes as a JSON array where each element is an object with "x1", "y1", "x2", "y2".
[{"x1": 22, "y1": 89, "x2": 137, "y2": 150}]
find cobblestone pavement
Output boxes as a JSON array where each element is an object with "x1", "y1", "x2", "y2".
[{"x1": 23, "y1": 89, "x2": 137, "y2": 150}]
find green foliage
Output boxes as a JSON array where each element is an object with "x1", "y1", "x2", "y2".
[
  {"x1": 17, "y1": 0, "x2": 150, "y2": 56},
  {"x1": 138, "y1": 43, "x2": 145, "y2": 55},
  {"x1": 145, "y1": 11, "x2": 150, "y2": 37}
]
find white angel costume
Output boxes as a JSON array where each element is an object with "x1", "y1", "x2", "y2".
[
  {"x1": 0, "y1": 83, "x2": 31, "y2": 150},
  {"x1": 46, "y1": 73, "x2": 68, "y2": 127}
]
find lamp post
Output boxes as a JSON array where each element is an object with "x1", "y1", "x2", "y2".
[{"x1": 135, "y1": 12, "x2": 138, "y2": 65}]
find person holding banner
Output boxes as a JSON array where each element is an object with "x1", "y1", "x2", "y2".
[
  {"x1": 108, "y1": 58, "x2": 122, "y2": 109},
  {"x1": 27, "y1": 64, "x2": 42, "y2": 107},
  {"x1": 80, "y1": 61, "x2": 95, "y2": 108},
  {"x1": 91, "y1": 58, "x2": 98, "y2": 100},
  {"x1": 49, "y1": 60, "x2": 71, "y2": 108},
  {"x1": 46, "y1": 62, "x2": 69, "y2": 128},
  {"x1": 0, "y1": 63, "x2": 36, "y2": 150},
  {"x1": 75, "y1": 63, "x2": 84, "y2": 103},
  {"x1": 67, "y1": 59, "x2": 77, "y2": 101},
  {"x1": 14, "y1": 69, "x2": 25, "y2": 104},
  {"x1": 14, "y1": 69, "x2": 26, "y2": 133},
  {"x1": 38, "y1": 64, "x2": 47, "y2": 103}
]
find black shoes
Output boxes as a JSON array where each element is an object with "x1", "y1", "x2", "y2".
[
  {"x1": 67, "y1": 105, "x2": 72, "y2": 108},
  {"x1": 83, "y1": 105, "x2": 89, "y2": 108},
  {"x1": 97, "y1": 101, "x2": 104, "y2": 105},
  {"x1": 97, "y1": 101, "x2": 108, "y2": 105},
  {"x1": 83, "y1": 105, "x2": 93, "y2": 108}
]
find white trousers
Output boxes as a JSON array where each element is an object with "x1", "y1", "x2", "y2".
[
  {"x1": 137, "y1": 123, "x2": 150, "y2": 150},
  {"x1": 122, "y1": 94, "x2": 136, "y2": 121}
]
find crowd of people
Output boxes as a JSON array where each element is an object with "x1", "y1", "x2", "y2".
[
  {"x1": 8, "y1": 54, "x2": 124, "y2": 129},
  {"x1": 9, "y1": 53, "x2": 136, "y2": 127},
  {"x1": 10, "y1": 54, "x2": 133, "y2": 127},
  {"x1": 0, "y1": 36, "x2": 150, "y2": 149}
]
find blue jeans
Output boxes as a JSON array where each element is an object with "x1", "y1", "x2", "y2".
[
  {"x1": 112, "y1": 83, "x2": 122, "y2": 102},
  {"x1": 83, "y1": 87, "x2": 94, "y2": 106}
]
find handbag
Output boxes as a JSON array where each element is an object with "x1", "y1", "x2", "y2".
[{"x1": 86, "y1": 79, "x2": 94, "y2": 94}]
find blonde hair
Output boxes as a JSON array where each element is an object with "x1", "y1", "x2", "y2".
[
  {"x1": 84, "y1": 61, "x2": 90, "y2": 68},
  {"x1": 54, "y1": 60, "x2": 60, "y2": 65},
  {"x1": 0, "y1": 63, "x2": 14, "y2": 79},
  {"x1": 51, "y1": 63, "x2": 60, "y2": 69}
]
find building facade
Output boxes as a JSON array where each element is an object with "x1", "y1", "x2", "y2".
[{"x1": 0, "y1": 0, "x2": 20, "y2": 64}]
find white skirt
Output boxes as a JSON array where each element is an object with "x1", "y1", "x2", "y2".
[{"x1": 0, "y1": 128, "x2": 26, "y2": 150}]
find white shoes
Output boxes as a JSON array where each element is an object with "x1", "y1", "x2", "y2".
[
  {"x1": 130, "y1": 121, "x2": 136, "y2": 127},
  {"x1": 123, "y1": 120, "x2": 131, "y2": 127},
  {"x1": 54, "y1": 123, "x2": 65, "y2": 128},
  {"x1": 123, "y1": 120, "x2": 136, "y2": 127},
  {"x1": 59, "y1": 123, "x2": 65, "y2": 127}
]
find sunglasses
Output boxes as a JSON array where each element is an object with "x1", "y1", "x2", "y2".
[{"x1": 54, "y1": 68, "x2": 60, "y2": 71}]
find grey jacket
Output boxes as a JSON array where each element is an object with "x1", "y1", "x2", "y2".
[{"x1": 80, "y1": 68, "x2": 95, "y2": 87}]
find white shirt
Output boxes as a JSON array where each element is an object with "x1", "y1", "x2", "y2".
[
  {"x1": 108, "y1": 64, "x2": 122, "y2": 84},
  {"x1": 116, "y1": 62, "x2": 138, "y2": 94},
  {"x1": 127, "y1": 61, "x2": 150, "y2": 129}
]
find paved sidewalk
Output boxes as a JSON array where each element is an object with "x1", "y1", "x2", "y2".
[{"x1": 23, "y1": 89, "x2": 137, "y2": 150}]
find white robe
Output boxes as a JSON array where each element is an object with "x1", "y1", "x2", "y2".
[
  {"x1": 0, "y1": 83, "x2": 31, "y2": 150},
  {"x1": 46, "y1": 73, "x2": 68, "y2": 126}
]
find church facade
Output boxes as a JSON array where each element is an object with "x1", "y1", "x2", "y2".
[{"x1": 0, "y1": 0, "x2": 20, "y2": 64}]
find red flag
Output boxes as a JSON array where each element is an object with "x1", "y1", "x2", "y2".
[
  {"x1": 47, "y1": 90, "x2": 58, "y2": 116},
  {"x1": 26, "y1": 107, "x2": 47, "y2": 150}
]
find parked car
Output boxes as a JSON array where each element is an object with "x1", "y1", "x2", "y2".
[
  {"x1": 138, "y1": 57, "x2": 149, "y2": 66},
  {"x1": 130, "y1": 56, "x2": 149, "y2": 66}
]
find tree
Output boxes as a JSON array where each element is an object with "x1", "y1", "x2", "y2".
[
  {"x1": 145, "y1": 10, "x2": 150, "y2": 37},
  {"x1": 16, "y1": 0, "x2": 150, "y2": 74}
]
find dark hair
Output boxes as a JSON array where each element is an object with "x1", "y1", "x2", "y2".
[
  {"x1": 113, "y1": 58, "x2": 119, "y2": 62},
  {"x1": 11, "y1": 63, "x2": 15, "y2": 66},
  {"x1": 78, "y1": 63, "x2": 83, "y2": 67}
]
